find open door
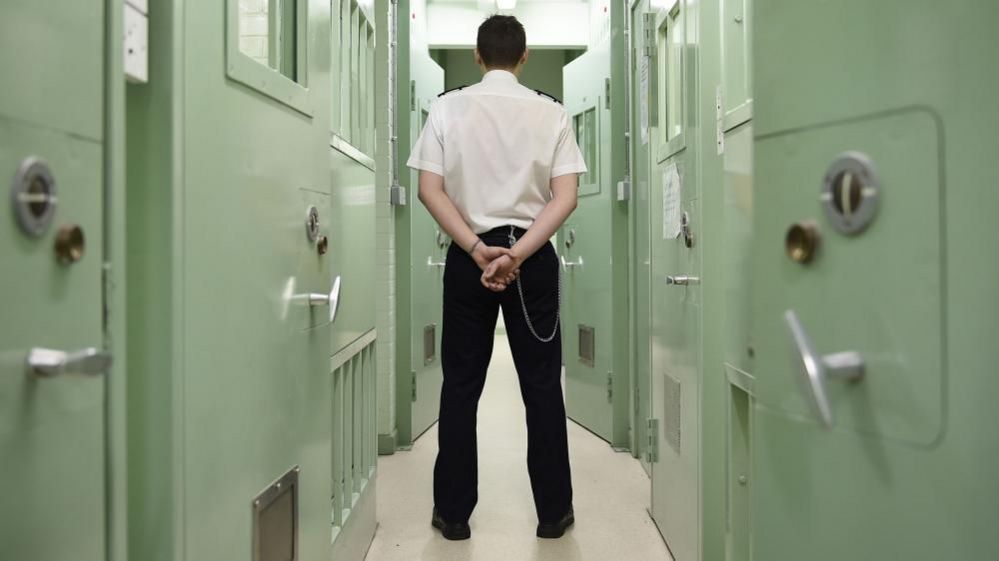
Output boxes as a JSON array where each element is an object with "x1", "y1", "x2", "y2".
[
  {"x1": 0, "y1": 1, "x2": 111, "y2": 558},
  {"x1": 394, "y1": 33, "x2": 447, "y2": 445},
  {"x1": 561, "y1": 9, "x2": 629, "y2": 447},
  {"x1": 408, "y1": 82, "x2": 446, "y2": 441},
  {"x1": 645, "y1": 3, "x2": 702, "y2": 560}
]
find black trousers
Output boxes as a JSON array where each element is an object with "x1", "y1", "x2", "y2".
[{"x1": 434, "y1": 226, "x2": 573, "y2": 525}]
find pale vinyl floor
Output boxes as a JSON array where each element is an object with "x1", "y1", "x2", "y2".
[{"x1": 364, "y1": 335, "x2": 674, "y2": 561}]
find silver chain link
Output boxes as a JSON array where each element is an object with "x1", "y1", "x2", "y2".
[{"x1": 509, "y1": 226, "x2": 560, "y2": 343}]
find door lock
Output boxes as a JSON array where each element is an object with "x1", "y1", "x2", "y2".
[
  {"x1": 427, "y1": 256, "x2": 446, "y2": 269},
  {"x1": 11, "y1": 157, "x2": 58, "y2": 237},
  {"x1": 305, "y1": 206, "x2": 320, "y2": 242},
  {"x1": 681, "y1": 212, "x2": 694, "y2": 248},
  {"x1": 821, "y1": 152, "x2": 880, "y2": 235}
]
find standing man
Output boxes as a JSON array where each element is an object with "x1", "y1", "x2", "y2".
[{"x1": 407, "y1": 15, "x2": 587, "y2": 541}]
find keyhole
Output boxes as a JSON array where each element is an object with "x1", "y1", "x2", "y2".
[
  {"x1": 26, "y1": 176, "x2": 54, "y2": 218},
  {"x1": 831, "y1": 171, "x2": 863, "y2": 218}
]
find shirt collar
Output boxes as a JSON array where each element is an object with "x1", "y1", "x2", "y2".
[{"x1": 481, "y1": 70, "x2": 519, "y2": 86}]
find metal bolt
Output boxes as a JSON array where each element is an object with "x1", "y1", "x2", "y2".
[{"x1": 738, "y1": 475, "x2": 748, "y2": 486}]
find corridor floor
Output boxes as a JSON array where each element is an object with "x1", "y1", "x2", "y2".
[{"x1": 364, "y1": 335, "x2": 674, "y2": 561}]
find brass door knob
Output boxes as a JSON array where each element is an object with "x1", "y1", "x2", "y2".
[
  {"x1": 785, "y1": 221, "x2": 820, "y2": 264},
  {"x1": 54, "y1": 224, "x2": 85, "y2": 264}
]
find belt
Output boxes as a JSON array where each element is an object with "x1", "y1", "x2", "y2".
[{"x1": 479, "y1": 225, "x2": 527, "y2": 241}]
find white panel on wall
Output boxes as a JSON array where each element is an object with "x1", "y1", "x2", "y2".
[{"x1": 426, "y1": 2, "x2": 590, "y2": 48}]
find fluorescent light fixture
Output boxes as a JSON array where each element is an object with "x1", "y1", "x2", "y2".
[
  {"x1": 650, "y1": 0, "x2": 677, "y2": 10},
  {"x1": 496, "y1": 0, "x2": 517, "y2": 10}
]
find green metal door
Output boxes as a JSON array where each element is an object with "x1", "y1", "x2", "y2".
[
  {"x1": 409, "y1": 81, "x2": 444, "y2": 441},
  {"x1": 631, "y1": 0, "x2": 655, "y2": 474},
  {"x1": 647, "y1": 3, "x2": 701, "y2": 560},
  {"x1": 751, "y1": 0, "x2": 999, "y2": 558},
  {"x1": 562, "y1": 40, "x2": 615, "y2": 442},
  {"x1": 0, "y1": 0, "x2": 110, "y2": 558}
]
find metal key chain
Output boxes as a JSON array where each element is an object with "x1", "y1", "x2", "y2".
[{"x1": 508, "y1": 226, "x2": 561, "y2": 343}]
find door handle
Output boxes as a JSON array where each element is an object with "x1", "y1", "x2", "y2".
[
  {"x1": 560, "y1": 255, "x2": 584, "y2": 270},
  {"x1": 426, "y1": 256, "x2": 446, "y2": 269},
  {"x1": 666, "y1": 275, "x2": 700, "y2": 286},
  {"x1": 783, "y1": 310, "x2": 864, "y2": 429},
  {"x1": 27, "y1": 347, "x2": 112, "y2": 379},
  {"x1": 307, "y1": 276, "x2": 342, "y2": 323}
]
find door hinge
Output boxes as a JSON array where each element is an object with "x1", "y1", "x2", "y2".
[
  {"x1": 607, "y1": 372, "x2": 613, "y2": 402},
  {"x1": 410, "y1": 80, "x2": 416, "y2": 111},
  {"x1": 617, "y1": 177, "x2": 631, "y2": 201},
  {"x1": 715, "y1": 85, "x2": 725, "y2": 155},
  {"x1": 605, "y1": 77, "x2": 611, "y2": 109},
  {"x1": 124, "y1": 1, "x2": 149, "y2": 84},
  {"x1": 646, "y1": 418, "x2": 659, "y2": 463},
  {"x1": 411, "y1": 370, "x2": 417, "y2": 402},
  {"x1": 643, "y1": 13, "x2": 657, "y2": 57},
  {"x1": 390, "y1": 183, "x2": 407, "y2": 206}
]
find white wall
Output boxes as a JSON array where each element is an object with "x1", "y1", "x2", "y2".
[{"x1": 426, "y1": 2, "x2": 590, "y2": 48}]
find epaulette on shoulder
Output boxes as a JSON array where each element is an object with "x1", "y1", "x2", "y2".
[
  {"x1": 438, "y1": 85, "x2": 467, "y2": 98},
  {"x1": 535, "y1": 89, "x2": 562, "y2": 105}
]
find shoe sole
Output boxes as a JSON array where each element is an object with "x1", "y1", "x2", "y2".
[
  {"x1": 536, "y1": 514, "x2": 575, "y2": 539},
  {"x1": 432, "y1": 518, "x2": 471, "y2": 541}
]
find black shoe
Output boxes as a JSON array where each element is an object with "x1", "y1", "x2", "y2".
[
  {"x1": 431, "y1": 508, "x2": 471, "y2": 541},
  {"x1": 536, "y1": 508, "x2": 574, "y2": 539}
]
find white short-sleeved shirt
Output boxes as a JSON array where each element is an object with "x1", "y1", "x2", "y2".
[{"x1": 406, "y1": 70, "x2": 588, "y2": 235}]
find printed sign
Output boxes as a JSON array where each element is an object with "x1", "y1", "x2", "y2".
[{"x1": 663, "y1": 163, "x2": 682, "y2": 240}]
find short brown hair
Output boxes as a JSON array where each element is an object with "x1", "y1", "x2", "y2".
[{"x1": 476, "y1": 15, "x2": 527, "y2": 68}]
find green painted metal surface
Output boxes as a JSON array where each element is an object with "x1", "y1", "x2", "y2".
[
  {"x1": 125, "y1": 1, "x2": 377, "y2": 559},
  {"x1": 645, "y1": 2, "x2": 703, "y2": 559},
  {"x1": 630, "y1": 0, "x2": 655, "y2": 475},
  {"x1": 0, "y1": 0, "x2": 111, "y2": 558},
  {"x1": 561, "y1": 3, "x2": 630, "y2": 448},
  {"x1": 329, "y1": 149, "x2": 377, "y2": 354},
  {"x1": 750, "y1": 1, "x2": 999, "y2": 559},
  {"x1": 722, "y1": 122, "x2": 754, "y2": 561},
  {"x1": 394, "y1": 0, "x2": 445, "y2": 447},
  {"x1": 634, "y1": 0, "x2": 741, "y2": 559},
  {"x1": 329, "y1": 7, "x2": 379, "y2": 554},
  {"x1": 331, "y1": 335, "x2": 378, "y2": 551},
  {"x1": 408, "y1": 70, "x2": 445, "y2": 442}
]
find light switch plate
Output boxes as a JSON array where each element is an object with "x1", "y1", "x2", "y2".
[{"x1": 124, "y1": 4, "x2": 148, "y2": 83}]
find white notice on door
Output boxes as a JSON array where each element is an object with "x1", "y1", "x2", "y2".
[{"x1": 663, "y1": 164, "x2": 682, "y2": 240}]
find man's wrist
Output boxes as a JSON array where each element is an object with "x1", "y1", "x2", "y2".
[
  {"x1": 467, "y1": 238, "x2": 483, "y2": 255},
  {"x1": 509, "y1": 245, "x2": 526, "y2": 265}
]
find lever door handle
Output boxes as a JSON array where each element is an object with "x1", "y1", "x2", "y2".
[
  {"x1": 666, "y1": 275, "x2": 700, "y2": 286},
  {"x1": 784, "y1": 310, "x2": 864, "y2": 429},
  {"x1": 307, "y1": 276, "x2": 342, "y2": 323},
  {"x1": 426, "y1": 256, "x2": 446, "y2": 269},
  {"x1": 560, "y1": 255, "x2": 584, "y2": 270},
  {"x1": 27, "y1": 347, "x2": 112, "y2": 379}
]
